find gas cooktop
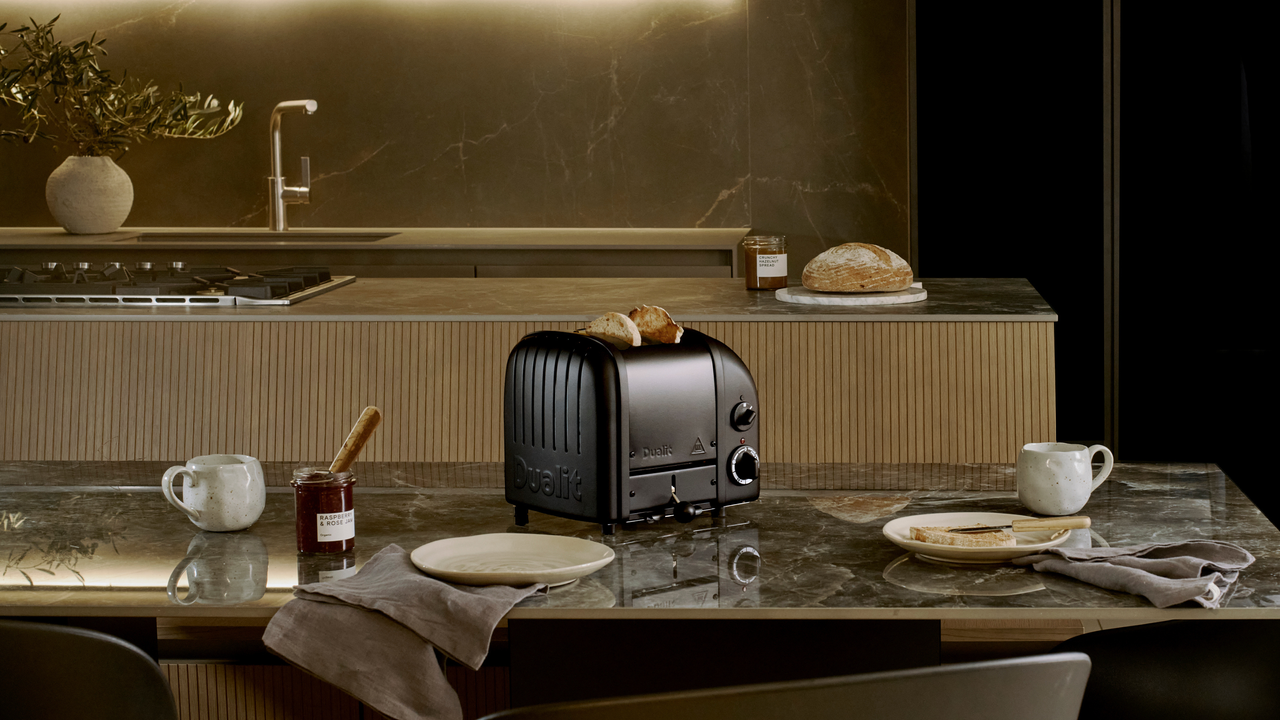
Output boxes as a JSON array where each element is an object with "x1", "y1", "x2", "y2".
[{"x1": 0, "y1": 262, "x2": 354, "y2": 307}]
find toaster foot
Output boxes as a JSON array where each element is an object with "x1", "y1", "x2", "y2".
[
  {"x1": 602, "y1": 523, "x2": 617, "y2": 536},
  {"x1": 514, "y1": 506, "x2": 529, "y2": 526}
]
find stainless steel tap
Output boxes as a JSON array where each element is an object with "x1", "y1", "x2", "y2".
[{"x1": 267, "y1": 100, "x2": 318, "y2": 231}]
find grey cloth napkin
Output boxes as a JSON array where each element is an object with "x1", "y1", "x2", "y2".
[
  {"x1": 1011, "y1": 540, "x2": 1255, "y2": 608},
  {"x1": 264, "y1": 544, "x2": 544, "y2": 720}
]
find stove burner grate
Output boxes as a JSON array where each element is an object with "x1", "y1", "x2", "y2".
[{"x1": 0, "y1": 263, "x2": 355, "y2": 306}]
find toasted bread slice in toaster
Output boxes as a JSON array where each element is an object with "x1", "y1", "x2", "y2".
[
  {"x1": 583, "y1": 312, "x2": 641, "y2": 348},
  {"x1": 910, "y1": 525, "x2": 1016, "y2": 547},
  {"x1": 629, "y1": 305, "x2": 683, "y2": 344}
]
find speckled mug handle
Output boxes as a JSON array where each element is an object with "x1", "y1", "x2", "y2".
[
  {"x1": 166, "y1": 556, "x2": 199, "y2": 605},
  {"x1": 1088, "y1": 445, "x2": 1114, "y2": 493},
  {"x1": 162, "y1": 466, "x2": 202, "y2": 524}
]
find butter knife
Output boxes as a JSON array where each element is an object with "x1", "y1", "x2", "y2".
[{"x1": 949, "y1": 516, "x2": 1091, "y2": 534}]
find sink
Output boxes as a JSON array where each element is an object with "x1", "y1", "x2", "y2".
[{"x1": 118, "y1": 232, "x2": 393, "y2": 243}]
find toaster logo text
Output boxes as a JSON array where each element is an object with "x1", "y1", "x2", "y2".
[
  {"x1": 513, "y1": 456, "x2": 582, "y2": 501},
  {"x1": 642, "y1": 445, "x2": 674, "y2": 459}
]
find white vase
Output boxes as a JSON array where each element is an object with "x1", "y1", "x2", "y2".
[{"x1": 45, "y1": 156, "x2": 134, "y2": 234}]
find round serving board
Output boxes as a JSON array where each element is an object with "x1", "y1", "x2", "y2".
[{"x1": 775, "y1": 282, "x2": 926, "y2": 306}]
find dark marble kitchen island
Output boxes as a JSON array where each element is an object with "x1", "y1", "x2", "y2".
[
  {"x1": 4, "y1": 461, "x2": 1276, "y2": 715},
  {"x1": 2, "y1": 461, "x2": 1274, "y2": 620}
]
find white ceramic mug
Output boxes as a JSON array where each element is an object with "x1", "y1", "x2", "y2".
[
  {"x1": 1017, "y1": 442, "x2": 1114, "y2": 515},
  {"x1": 166, "y1": 531, "x2": 269, "y2": 605},
  {"x1": 162, "y1": 454, "x2": 266, "y2": 532}
]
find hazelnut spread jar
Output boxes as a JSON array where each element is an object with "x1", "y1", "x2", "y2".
[
  {"x1": 291, "y1": 468, "x2": 356, "y2": 554},
  {"x1": 743, "y1": 235, "x2": 788, "y2": 290}
]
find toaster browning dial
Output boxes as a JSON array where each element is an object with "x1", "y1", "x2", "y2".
[{"x1": 727, "y1": 445, "x2": 760, "y2": 485}]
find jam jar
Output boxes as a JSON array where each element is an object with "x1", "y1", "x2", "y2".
[
  {"x1": 743, "y1": 235, "x2": 788, "y2": 290},
  {"x1": 291, "y1": 468, "x2": 356, "y2": 554}
]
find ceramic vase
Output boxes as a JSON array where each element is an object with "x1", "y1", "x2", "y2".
[{"x1": 45, "y1": 156, "x2": 134, "y2": 234}]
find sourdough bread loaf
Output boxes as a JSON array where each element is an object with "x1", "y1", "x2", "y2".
[
  {"x1": 910, "y1": 525, "x2": 1016, "y2": 548},
  {"x1": 801, "y1": 242, "x2": 913, "y2": 292}
]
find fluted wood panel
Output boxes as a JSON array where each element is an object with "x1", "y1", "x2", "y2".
[
  {"x1": 0, "y1": 321, "x2": 1053, "y2": 463},
  {"x1": 682, "y1": 321, "x2": 1054, "y2": 463},
  {"x1": 163, "y1": 664, "x2": 361, "y2": 720},
  {"x1": 161, "y1": 663, "x2": 508, "y2": 720}
]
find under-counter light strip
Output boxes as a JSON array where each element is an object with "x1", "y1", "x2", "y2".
[{"x1": 50, "y1": 0, "x2": 736, "y2": 5}]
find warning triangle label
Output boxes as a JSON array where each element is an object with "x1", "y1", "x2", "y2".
[{"x1": 691, "y1": 437, "x2": 707, "y2": 455}]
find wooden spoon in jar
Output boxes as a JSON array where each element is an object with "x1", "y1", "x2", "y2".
[{"x1": 329, "y1": 406, "x2": 382, "y2": 473}]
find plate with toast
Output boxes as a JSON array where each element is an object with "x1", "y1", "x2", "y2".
[{"x1": 882, "y1": 512, "x2": 1074, "y2": 564}]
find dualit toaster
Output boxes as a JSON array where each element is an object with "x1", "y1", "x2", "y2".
[{"x1": 503, "y1": 329, "x2": 760, "y2": 534}]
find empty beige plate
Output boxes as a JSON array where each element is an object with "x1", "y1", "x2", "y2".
[{"x1": 410, "y1": 533, "x2": 615, "y2": 586}]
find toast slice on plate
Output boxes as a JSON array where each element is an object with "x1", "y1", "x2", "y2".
[{"x1": 910, "y1": 525, "x2": 1016, "y2": 547}]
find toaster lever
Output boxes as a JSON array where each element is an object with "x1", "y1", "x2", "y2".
[{"x1": 671, "y1": 489, "x2": 701, "y2": 523}]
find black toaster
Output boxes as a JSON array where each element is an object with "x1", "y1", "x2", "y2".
[{"x1": 503, "y1": 329, "x2": 760, "y2": 534}]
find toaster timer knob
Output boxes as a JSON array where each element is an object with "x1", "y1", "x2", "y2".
[
  {"x1": 727, "y1": 445, "x2": 759, "y2": 485},
  {"x1": 730, "y1": 402, "x2": 757, "y2": 431}
]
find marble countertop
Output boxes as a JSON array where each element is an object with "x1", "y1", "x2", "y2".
[
  {"x1": 0, "y1": 462, "x2": 1273, "y2": 620},
  {"x1": 0, "y1": 277, "x2": 1056, "y2": 322},
  {"x1": 0, "y1": 227, "x2": 748, "y2": 250}
]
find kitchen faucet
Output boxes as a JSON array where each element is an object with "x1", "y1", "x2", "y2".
[{"x1": 267, "y1": 99, "x2": 318, "y2": 231}]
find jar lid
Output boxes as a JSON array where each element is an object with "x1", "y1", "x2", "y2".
[
  {"x1": 290, "y1": 467, "x2": 356, "y2": 486},
  {"x1": 742, "y1": 235, "x2": 786, "y2": 248}
]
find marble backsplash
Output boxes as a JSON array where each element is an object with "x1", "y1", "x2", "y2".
[{"x1": 0, "y1": 0, "x2": 910, "y2": 264}]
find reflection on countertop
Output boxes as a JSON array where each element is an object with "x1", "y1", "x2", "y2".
[
  {"x1": 1, "y1": 462, "x2": 1276, "y2": 619},
  {"x1": 167, "y1": 532, "x2": 270, "y2": 606},
  {"x1": 882, "y1": 554, "x2": 1047, "y2": 597}
]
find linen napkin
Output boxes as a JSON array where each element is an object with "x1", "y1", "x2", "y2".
[
  {"x1": 1011, "y1": 540, "x2": 1254, "y2": 609},
  {"x1": 264, "y1": 544, "x2": 544, "y2": 720}
]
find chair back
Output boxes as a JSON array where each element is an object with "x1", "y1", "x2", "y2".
[
  {"x1": 1056, "y1": 619, "x2": 1280, "y2": 719},
  {"x1": 482, "y1": 652, "x2": 1091, "y2": 720},
  {"x1": 0, "y1": 619, "x2": 178, "y2": 720}
]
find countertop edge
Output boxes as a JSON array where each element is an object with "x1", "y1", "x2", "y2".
[
  {"x1": 0, "y1": 313, "x2": 1059, "y2": 323},
  {"x1": 0, "y1": 226, "x2": 752, "y2": 249},
  {"x1": 0, "y1": 278, "x2": 1058, "y2": 322},
  {"x1": 0, "y1": 604, "x2": 1260, "y2": 621},
  {"x1": 503, "y1": 606, "x2": 1274, "y2": 620}
]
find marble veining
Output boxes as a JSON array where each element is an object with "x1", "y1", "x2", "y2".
[
  {"x1": 807, "y1": 494, "x2": 912, "y2": 524},
  {"x1": 1, "y1": 462, "x2": 1276, "y2": 618},
  {"x1": 747, "y1": 0, "x2": 910, "y2": 265},
  {"x1": 0, "y1": 0, "x2": 909, "y2": 273},
  {"x1": 0, "y1": 2, "x2": 755, "y2": 231}
]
